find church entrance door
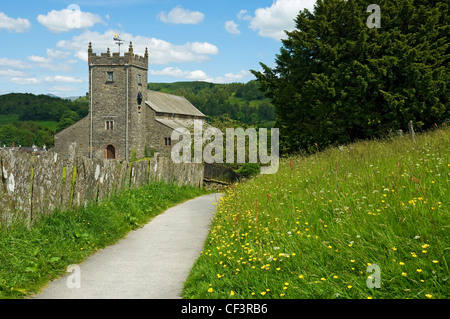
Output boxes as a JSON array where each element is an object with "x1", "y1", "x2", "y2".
[{"x1": 106, "y1": 145, "x2": 116, "y2": 159}]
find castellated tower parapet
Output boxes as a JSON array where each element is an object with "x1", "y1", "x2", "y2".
[{"x1": 88, "y1": 41, "x2": 148, "y2": 70}]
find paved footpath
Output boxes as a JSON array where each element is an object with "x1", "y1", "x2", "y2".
[{"x1": 32, "y1": 193, "x2": 222, "y2": 299}]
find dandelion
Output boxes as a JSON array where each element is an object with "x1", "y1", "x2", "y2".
[
  {"x1": 416, "y1": 269, "x2": 422, "y2": 273},
  {"x1": 261, "y1": 291, "x2": 266, "y2": 296},
  {"x1": 208, "y1": 288, "x2": 213, "y2": 293},
  {"x1": 425, "y1": 294, "x2": 432, "y2": 298},
  {"x1": 230, "y1": 290, "x2": 235, "y2": 296},
  {"x1": 402, "y1": 272, "x2": 407, "y2": 277},
  {"x1": 347, "y1": 285, "x2": 352, "y2": 289},
  {"x1": 432, "y1": 260, "x2": 439, "y2": 264},
  {"x1": 333, "y1": 275, "x2": 339, "y2": 279},
  {"x1": 299, "y1": 275, "x2": 304, "y2": 279},
  {"x1": 399, "y1": 262, "x2": 405, "y2": 265}
]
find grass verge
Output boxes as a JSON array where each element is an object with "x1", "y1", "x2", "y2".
[
  {"x1": 0, "y1": 182, "x2": 209, "y2": 299},
  {"x1": 183, "y1": 126, "x2": 449, "y2": 299}
]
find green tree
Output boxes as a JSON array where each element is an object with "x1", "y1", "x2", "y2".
[
  {"x1": 56, "y1": 110, "x2": 80, "y2": 132},
  {"x1": 252, "y1": 0, "x2": 450, "y2": 154}
]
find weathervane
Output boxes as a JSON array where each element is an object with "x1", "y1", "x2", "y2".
[{"x1": 113, "y1": 33, "x2": 124, "y2": 54}]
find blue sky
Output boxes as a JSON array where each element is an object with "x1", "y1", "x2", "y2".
[{"x1": 0, "y1": 0, "x2": 316, "y2": 97}]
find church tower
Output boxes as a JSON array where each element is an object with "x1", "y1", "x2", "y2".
[{"x1": 87, "y1": 42, "x2": 149, "y2": 161}]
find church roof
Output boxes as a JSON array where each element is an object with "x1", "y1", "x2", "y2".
[
  {"x1": 155, "y1": 118, "x2": 194, "y2": 133},
  {"x1": 146, "y1": 90, "x2": 205, "y2": 117}
]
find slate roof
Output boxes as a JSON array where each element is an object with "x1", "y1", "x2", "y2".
[
  {"x1": 146, "y1": 90, "x2": 205, "y2": 117},
  {"x1": 155, "y1": 118, "x2": 195, "y2": 133}
]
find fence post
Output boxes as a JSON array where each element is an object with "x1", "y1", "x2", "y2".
[{"x1": 408, "y1": 120, "x2": 416, "y2": 142}]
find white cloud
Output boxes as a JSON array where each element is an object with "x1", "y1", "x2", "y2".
[
  {"x1": 185, "y1": 70, "x2": 209, "y2": 81},
  {"x1": 237, "y1": 9, "x2": 251, "y2": 21},
  {"x1": 0, "y1": 58, "x2": 32, "y2": 69},
  {"x1": 11, "y1": 77, "x2": 40, "y2": 85},
  {"x1": 246, "y1": 0, "x2": 316, "y2": 40},
  {"x1": 45, "y1": 75, "x2": 83, "y2": 83},
  {"x1": 26, "y1": 49, "x2": 76, "y2": 72},
  {"x1": 28, "y1": 55, "x2": 51, "y2": 64},
  {"x1": 186, "y1": 42, "x2": 219, "y2": 55},
  {"x1": 150, "y1": 68, "x2": 249, "y2": 83},
  {"x1": 225, "y1": 20, "x2": 241, "y2": 35},
  {"x1": 48, "y1": 85, "x2": 78, "y2": 95},
  {"x1": 158, "y1": 6, "x2": 204, "y2": 24},
  {"x1": 0, "y1": 69, "x2": 27, "y2": 77},
  {"x1": 212, "y1": 70, "x2": 250, "y2": 83},
  {"x1": 37, "y1": 7, "x2": 104, "y2": 33},
  {"x1": 47, "y1": 48, "x2": 71, "y2": 60},
  {"x1": 149, "y1": 67, "x2": 207, "y2": 81},
  {"x1": 0, "y1": 12, "x2": 31, "y2": 33},
  {"x1": 57, "y1": 30, "x2": 219, "y2": 65}
]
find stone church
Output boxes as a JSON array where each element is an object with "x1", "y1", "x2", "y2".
[{"x1": 54, "y1": 42, "x2": 205, "y2": 161}]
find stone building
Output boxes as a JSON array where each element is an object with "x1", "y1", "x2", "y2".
[{"x1": 54, "y1": 42, "x2": 205, "y2": 161}]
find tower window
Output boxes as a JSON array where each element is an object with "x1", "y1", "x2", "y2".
[
  {"x1": 164, "y1": 137, "x2": 172, "y2": 146},
  {"x1": 105, "y1": 120, "x2": 114, "y2": 131},
  {"x1": 107, "y1": 72, "x2": 114, "y2": 83},
  {"x1": 138, "y1": 74, "x2": 142, "y2": 85}
]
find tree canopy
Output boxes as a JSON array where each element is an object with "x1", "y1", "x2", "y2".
[{"x1": 252, "y1": 0, "x2": 449, "y2": 154}]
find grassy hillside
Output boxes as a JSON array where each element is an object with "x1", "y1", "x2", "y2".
[
  {"x1": 0, "y1": 93, "x2": 88, "y2": 147},
  {"x1": 148, "y1": 81, "x2": 213, "y2": 94},
  {"x1": 183, "y1": 126, "x2": 449, "y2": 299}
]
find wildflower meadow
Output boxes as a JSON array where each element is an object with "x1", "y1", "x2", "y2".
[{"x1": 183, "y1": 126, "x2": 449, "y2": 299}]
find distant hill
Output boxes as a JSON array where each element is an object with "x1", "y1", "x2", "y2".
[
  {"x1": 0, "y1": 93, "x2": 88, "y2": 147},
  {"x1": 46, "y1": 94, "x2": 84, "y2": 101},
  {"x1": 148, "y1": 81, "x2": 214, "y2": 94},
  {"x1": 148, "y1": 80, "x2": 276, "y2": 128}
]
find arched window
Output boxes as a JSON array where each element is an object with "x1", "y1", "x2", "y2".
[{"x1": 106, "y1": 145, "x2": 116, "y2": 159}]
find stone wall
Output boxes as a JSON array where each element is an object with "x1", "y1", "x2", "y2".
[{"x1": 0, "y1": 150, "x2": 204, "y2": 227}]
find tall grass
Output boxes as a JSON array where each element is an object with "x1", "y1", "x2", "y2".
[
  {"x1": 0, "y1": 182, "x2": 209, "y2": 299},
  {"x1": 183, "y1": 126, "x2": 449, "y2": 299}
]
